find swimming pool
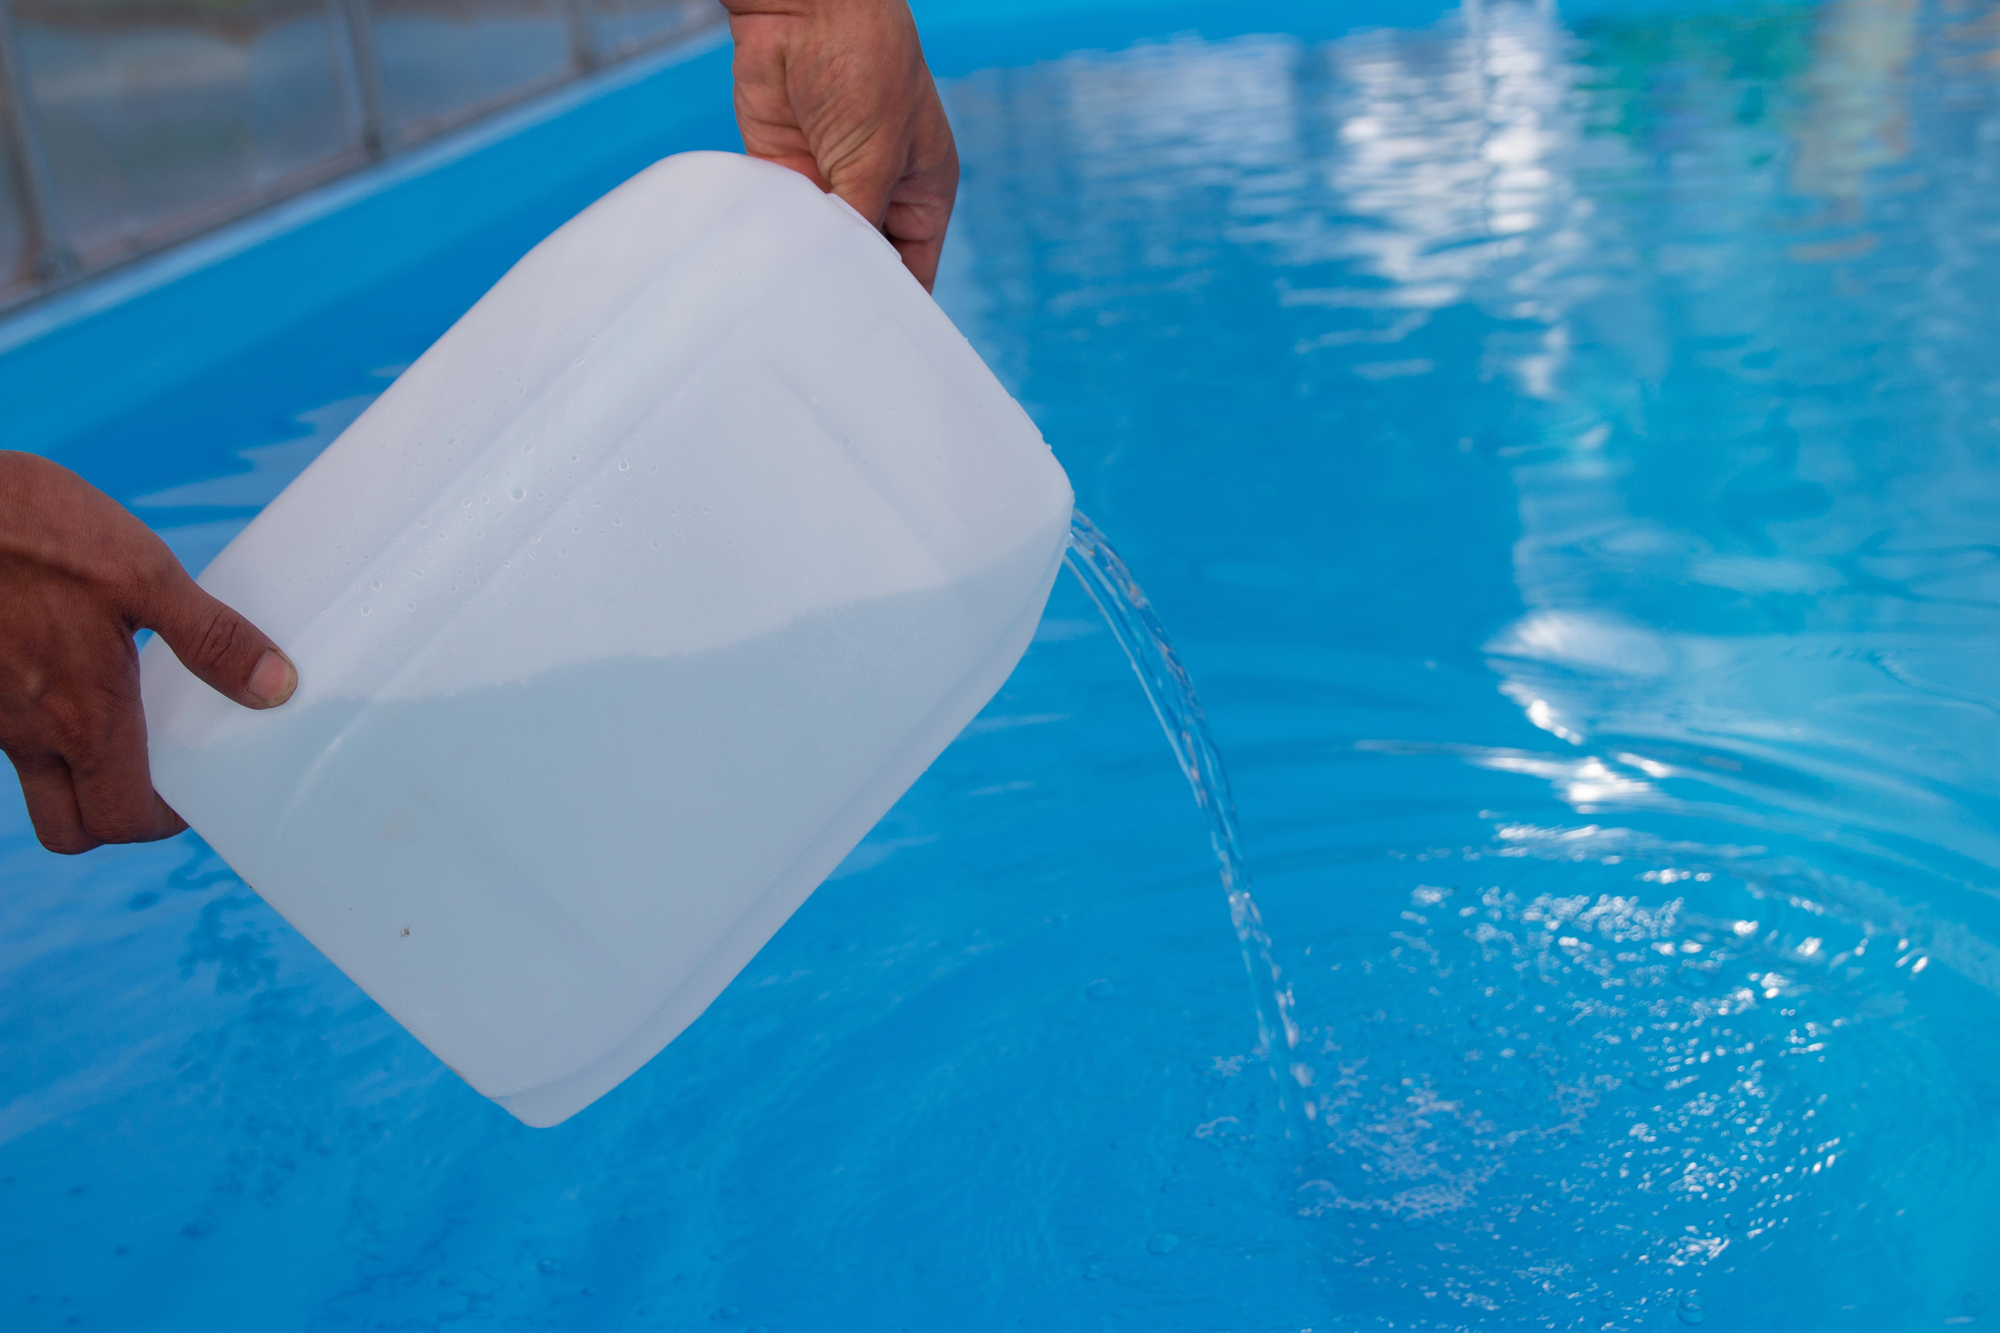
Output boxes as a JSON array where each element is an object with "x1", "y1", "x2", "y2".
[{"x1": 5, "y1": 0, "x2": 1999, "y2": 1326}]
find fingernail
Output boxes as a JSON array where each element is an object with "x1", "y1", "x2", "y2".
[{"x1": 246, "y1": 649, "x2": 297, "y2": 707}]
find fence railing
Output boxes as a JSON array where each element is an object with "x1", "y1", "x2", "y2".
[{"x1": 0, "y1": 0, "x2": 722, "y2": 313}]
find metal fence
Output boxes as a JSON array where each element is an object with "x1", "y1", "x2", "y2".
[{"x1": 0, "y1": 0, "x2": 722, "y2": 312}]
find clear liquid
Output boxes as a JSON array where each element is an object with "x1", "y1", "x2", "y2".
[{"x1": 1064, "y1": 509, "x2": 1309, "y2": 1142}]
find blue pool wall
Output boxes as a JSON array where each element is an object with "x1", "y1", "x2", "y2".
[{"x1": 0, "y1": 0, "x2": 1482, "y2": 470}]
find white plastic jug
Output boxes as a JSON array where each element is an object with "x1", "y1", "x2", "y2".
[{"x1": 139, "y1": 151, "x2": 1074, "y2": 1127}]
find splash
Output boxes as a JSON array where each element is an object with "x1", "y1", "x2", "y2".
[{"x1": 1064, "y1": 510, "x2": 1309, "y2": 1140}]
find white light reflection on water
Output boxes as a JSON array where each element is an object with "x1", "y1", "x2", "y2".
[
  {"x1": 13, "y1": 0, "x2": 2000, "y2": 1326},
  {"x1": 950, "y1": 0, "x2": 2000, "y2": 1323}
]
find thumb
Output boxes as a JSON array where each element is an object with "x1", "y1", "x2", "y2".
[{"x1": 137, "y1": 567, "x2": 297, "y2": 710}]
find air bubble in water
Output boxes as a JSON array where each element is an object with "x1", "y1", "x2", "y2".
[{"x1": 510, "y1": 487, "x2": 526, "y2": 501}]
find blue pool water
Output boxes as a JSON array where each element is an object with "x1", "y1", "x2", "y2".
[{"x1": 6, "y1": 0, "x2": 2000, "y2": 1327}]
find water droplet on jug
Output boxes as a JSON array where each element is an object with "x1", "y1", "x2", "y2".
[
  {"x1": 461, "y1": 498, "x2": 472, "y2": 508},
  {"x1": 536, "y1": 1258, "x2": 563, "y2": 1275},
  {"x1": 371, "y1": 580, "x2": 381, "y2": 591},
  {"x1": 618, "y1": 458, "x2": 630, "y2": 471},
  {"x1": 417, "y1": 517, "x2": 430, "y2": 528},
  {"x1": 1146, "y1": 1233, "x2": 1179, "y2": 1255},
  {"x1": 569, "y1": 453, "x2": 579, "y2": 463},
  {"x1": 1086, "y1": 979, "x2": 1116, "y2": 1000},
  {"x1": 1678, "y1": 1294, "x2": 1705, "y2": 1325},
  {"x1": 510, "y1": 487, "x2": 526, "y2": 501},
  {"x1": 361, "y1": 606, "x2": 370, "y2": 616}
]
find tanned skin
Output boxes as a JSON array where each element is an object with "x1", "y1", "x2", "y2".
[
  {"x1": 0, "y1": 451, "x2": 296, "y2": 854},
  {"x1": 725, "y1": 0, "x2": 959, "y2": 289},
  {"x1": 1, "y1": 1, "x2": 952, "y2": 853}
]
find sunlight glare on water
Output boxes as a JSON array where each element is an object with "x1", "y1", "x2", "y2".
[{"x1": 3, "y1": 0, "x2": 2000, "y2": 1328}]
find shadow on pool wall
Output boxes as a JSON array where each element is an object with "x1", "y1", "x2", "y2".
[{"x1": 4, "y1": 0, "x2": 2000, "y2": 1329}]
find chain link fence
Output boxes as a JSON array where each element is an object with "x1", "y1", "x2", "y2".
[{"x1": 0, "y1": 0, "x2": 721, "y2": 312}]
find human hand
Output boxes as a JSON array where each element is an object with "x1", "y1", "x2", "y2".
[
  {"x1": 723, "y1": 0, "x2": 959, "y2": 290},
  {"x1": 0, "y1": 452, "x2": 296, "y2": 854}
]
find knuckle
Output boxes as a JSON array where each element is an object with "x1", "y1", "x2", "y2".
[
  {"x1": 188, "y1": 607, "x2": 247, "y2": 674},
  {"x1": 132, "y1": 548, "x2": 187, "y2": 607},
  {"x1": 0, "y1": 662, "x2": 51, "y2": 707},
  {"x1": 38, "y1": 693, "x2": 98, "y2": 758},
  {"x1": 34, "y1": 684, "x2": 138, "y2": 773}
]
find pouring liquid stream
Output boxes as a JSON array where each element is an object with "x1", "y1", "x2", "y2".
[{"x1": 1064, "y1": 510, "x2": 1311, "y2": 1144}]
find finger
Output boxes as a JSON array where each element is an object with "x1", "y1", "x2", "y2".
[
  {"x1": 135, "y1": 565, "x2": 296, "y2": 710},
  {"x1": 728, "y1": 14, "x2": 825, "y2": 183},
  {"x1": 9, "y1": 751, "x2": 97, "y2": 855},
  {"x1": 886, "y1": 194, "x2": 951, "y2": 292},
  {"x1": 822, "y1": 138, "x2": 905, "y2": 234},
  {"x1": 877, "y1": 94, "x2": 958, "y2": 291},
  {"x1": 64, "y1": 687, "x2": 188, "y2": 846},
  {"x1": 830, "y1": 132, "x2": 956, "y2": 289},
  {"x1": 814, "y1": 71, "x2": 941, "y2": 232}
]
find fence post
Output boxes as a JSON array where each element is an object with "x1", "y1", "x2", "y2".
[
  {"x1": 335, "y1": 0, "x2": 391, "y2": 158},
  {"x1": 0, "y1": 0, "x2": 72, "y2": 284},
  {"x1": 563, "y1": 0, "x2": 600, "y2": 74}
]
